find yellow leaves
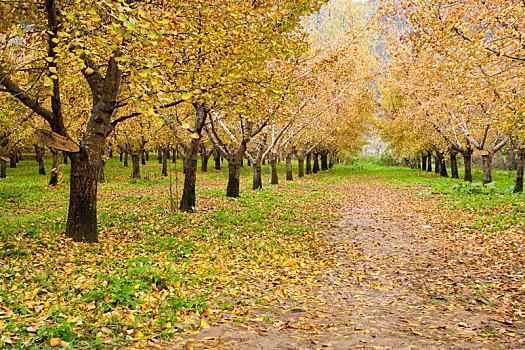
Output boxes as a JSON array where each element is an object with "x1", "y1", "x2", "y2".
[
  {"x1": 48, "y1": 67, "x2": 57, "y2": 74},
  {"x1": 165, "y1": 60, "x2": 175, "y2": 69},
  {"x1": 190, "y1": 132, "x2": 200, "y2": 139},
  {"x1": 84, "y1": 67, "x2": 95, "y2": 75},
  {"x1": 49, "y1": 337, "x2": 61, "y2": 346},
  {"x1": 181, "y1": 123, "x2": 190, "y2": 129}
]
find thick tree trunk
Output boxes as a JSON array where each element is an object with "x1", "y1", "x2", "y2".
[
  {"x1": 434, "y1": 155, "x2": 440, "y2": 174},
  {"x1": 514, "y1": 149, "x2": 524, "y2": 193},
  {"x1": 9, "y1": 153, "x2": 16, "y2": 168},
  {"x1": 0, "y1": 160, "x2": 6, "y2": 178},
  {"x1": 270, "y1": 155, "x2": 278, "y2": 184},
  {"x1": 226, "y1": 160, "x2": 242, "y2": 197},
  {"x1": 214, "y1": 151, "x2": 221, "y2": 170},
  {"x1": 201, "y1": 155, "x2": 209, "y2": 172},
  {"x1": 285, "y1": 153, "x2": 293, "y2": 181},
  {"x1": 35, "y1": 145, "x2": 46, "y2": 175},
  {"x1": 252, "y1": 163, "x2": 262, "y2": 190},
  {"x1": 145, "y1": 151, "x2": 149, "y2": 161},
  {"x1": 313, "y1": 153, "x2": 320, "y2": 174},
  {"x1": 141, "y1": 151, "x2": 146, "y2": 165},
  {"x1": 123, "y1": 152, "x2": 128, "y2": 167},
  {"x1": 158, "y1": 148, "x2": 162, "y2": 163},
  {"x1": 131, "y1": 154, "x2": 141, "y2": 179},
  {"x1": 99, "y1": 158, "x2": 106, "y2": 183},
  {"x1": 162, "y1": 148, "x2": 168, "y2": 176},
  {"x1": 306, "y1": 153, "x2": 312, "y2": 174},
  {"x1": 49, "y1": 148, "x2": 60, "y2": 186},
  {"x1": 66, "y1": 155, "x2": 99, "y2": 243},
  {"x1": 427, "y1": 151, "x2": 432, "y2": 172},
  {"x1": 297, "y1": 156, "x2": 305, "y2": 178},
  {"x1": 450, "y1": 152, "x2": 459, "y2": 179},
  {"x1": 439, "y1": 157, "x2": 448, "y2": 177},
  {"x1": 422, "y1": 156, "x2": 427, "y2": 171},
  {"x1": 508, "y1": 147, "x2": 517, "y2": 171},
  {"x1": 321, "y1": 152, "x2": 328, "y2": 171},
  {"x1": 463, "y1": 151, "x2": 473, "y2": 182},
  {"x1": 481, "y1": 155, "x2": 492, "y2": 184}
]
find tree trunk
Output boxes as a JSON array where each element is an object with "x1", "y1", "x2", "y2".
[
  {"x1": 62, "y1": 151, "x2": 68, "y2": 164},
  {"x1": 313, "y1": 153, "x2": 320, "y2": 174},
  {"x1": 226, "y1": 159, "x2": 242, "y2": 197},
  {"x1": 141, "y1": 151, "x2": 146, "y2": 165},
  {"x1": 49, "y1": 148, "x2": 60, "y2": 186},
  {"x1": 158, "y1": 148, "x2": 162, "y2": 163},
  {"x1": 321, "y1": 152, "x2": 328, "y2": 171},
  {"x1": 297, "y1": 156, "x2": 305, "y2": 178},
  {"x1": 422, "y1": 156, "x2": 427, "y2": 171},
  {"x1": 119, "y1": 151, "x2": 123, "y2": 162},
  {"x1": 463, "y1": 150, "x2": 473, "y2": 182},
  {"x1": 427, "y1": 151, "x2": 432, "y2": 172},
  {"x1": 109, "y1": 150, "x2": 113, "y2": 158},
  {"x1": 172, "y1": 148, "x2": 177, "y2": 163},
  {"x1": 439, "y1": 157, "x2": 448, "y2": 177},
  {"x1": 201, "y1": 155, "x2": 209, "y2": 172},
  {"x1": 508, "y1": 147, "x2": 517, "y2": 171},
  {"x1": 285, "y1": 153, "x2": 293, "y2": 181},
  {"x1": 434, "y1": 155, "x2": 440, "y2": 174},
  {"x1": 66, "y1": 154, "x2": 99, "y2": 243},
  {"x1": 131, "y1": 154, "x2": 141, "y2": 179},
  {"x1": 35, "y1": 145, "x2": 46, "y2": 175},
  {"x1": 214, "y1": 151, "x2": 221, "y2": 170},
  {"x1": 481, "y1": 155, "x2": 492, "y2": 184},
  {"x1": 514, "y1": 149, "x2": 524, "y2": 193},
  {"x1": 450, "y1": 152, "x2": 458, "y2": 179},
  {"x1": 306, "y1": 153, "x2": 312, "y2": 175},
  {"x1": 123, "y1": 152, "x2": 128, "y2": 167},
  {"x1": 145, "y1": 151, "x2": 149, "y2": 161},
  {"x1": 99, "y1": 158, "x2": 106, "y2": 183},
  {"x1": 9, "y1": 153, "x2": 16, "y2": 168},
  {"x1": 252, "y1": 162, "x2": 262, "y2": 190},
  {"x1": 0, "y1": 159, "x2": 6, "y2": 178},
  {"x1": 270, "y1": 155, "x2": 278, "y2": 184},
  {"x1": 162, "y1": 148, "x2": 168, "y2": 176}
]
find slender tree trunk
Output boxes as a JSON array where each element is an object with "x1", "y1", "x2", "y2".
[
  {"x1": 172, "y1": 148, "x2": 177, "y2": 163},
  {"x1": 123, "y1": 152, "x2": 128, "y2": 167},
  {"x1": 226, "y1": 159, "x2": 242, "y2": 197},
  {"x1": 508, "y1": 147, "x2": 517, "y2": 171},
  {"x1": 313, "y1": 153, "x2": 320, "y2": 174},
  {"x1": 141, "y1": 151, "x2": 146, "y2": 165},
  {"x1": 285, "y1": 153, "x2": 293, "y2": 181},
  {"x1": 262, "y1": 158, "x2": 266, "y2": 166},
  {"x1": 434, "y1": 155, "x2": 440, "y2": 174},
  {"x1": 49, "y1": 148, "x2": 60, "y2": 186},
  {"x1": 450, "y1": 152, "x2": 458, "y2": 179},
  {"x1": 119, "y1": 151, "x2": 123, "y2": 162},
  {"x1": 306, "y1": 153, "x2": 312, "y2": 174},
  {"x1": 109, "y1": 150, "x2": 113, "y2": 158},
  {"x1": 62, "y1": 151, "x2": 68, "y2": 164},
  {"x1": 321, "y1": 152, "x2": 328, "y2": 170},
  {"x1": 214, "y1": 151, "x2": 221, "y2": 170},
  {"x1": 162, "y1": 148, "x2": 168, "y2": 176},
  {"x1": 422, "y1": 156, "x2": 427, "y2": 171},
  {"x1": 35, "y1": 145, "x2": 46, "y2": 175},
  {"x1": 201, "y1": 155, "x2": 209, "y2": 172},
  {"x1": 463, "y1": 150, "x2": 473, "y2": 182},
  {"x1": 270, "y1": 155, "x2": 278, "y2": 184},
  {"x1": 297, "y1": 156, "x2": 304, "y2": 178},
  {"x1": 514, "y1": 149, "x2": 524, "y2": 193},
  {"x1": 145, "y1": 151, "x2": 149, "y2": 161},
  {"x1": 481, "y1": 155, "x2": 492, "y2": 184},
  {"x1": 0, "y1": 159, "x2": 6, "y2": 178},
  {"x1": 158, "y1": 148, "x2": 162, "y2": 163},
  {"x1": 66, "y1": 154, "x2": 100, "y2": 243},
  {"x1": 131, "y1": 154, "x2": 141, "y2": 179},
  {"x1": 427, "y1": 151, "x2": 432, "y2": 172},
  {"x1": 252, "y1": 162, "x2": 262, "y2": 190}
]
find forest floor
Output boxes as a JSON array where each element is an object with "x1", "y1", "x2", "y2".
[{"x1": 164, "y1": 180, "x2": 525, "y2": 350}]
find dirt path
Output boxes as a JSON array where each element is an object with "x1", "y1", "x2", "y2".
[{"x1": 164, "y1": 182, "x2": 524, "y2": 350}]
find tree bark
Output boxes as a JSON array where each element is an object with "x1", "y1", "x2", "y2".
[
  {"x1": 450, "y1": 152, "x2": 459, "y2": 179},
  {"x1": 141, "y1": 151, "x2": 146, "y2": 165},
  {"x1": 62, "y1": 151, "x2": 68, "y2": 164},
  {"x1": 321, "y1": 152, "x2": 328, "y2": 171},
  {"x1": 313, "y1": 152, "x2": 320, "y2": 174},
  {"x1": 306, "y1": 153, "x2": 312, "y2": 174},
  {"x1": 201, "y1": 154, "x2": 209, "y2": 172},
  {"x1": 252, "y1": 162, "x2": 262, "y2": 190},
  {"x1": 35, "y1": 145, "x2": 46, "y2": 175},
  {"x1": 226, "y1": 160, "x2": 242, "y2": 197},
  {"x1": 514, "y1": 149, "x2": 524, "y2": 193},
  {"x1": 285, "y1": 153, "x2": 293, "y2": 181},
  {"x1": 49, "y1": 148, "x2": 60, "y2": 186},
  {"x1": 463, "y1": 150, "x2": 473, "y2": 182},
  {"x1": 508, "y1": 147, "x2": 517, "y2": 171},
  {"x1": 131, "y1": 154, "x2": 141, "y2": 179},
  {"x1": 145, "y1": 151, "x2": 149, "y2": 161},
  {"x1": 481, "y1": 155, "x2": 492, "y2": 184},
  {"x1": 180, "y1": 102, "x2": 207, "y2": 212},
  {"x1": 422, "y1": 155, "x2": 427, "y2": 171},
  {"x1": 434, "y1": 154, "x2": 440, "y2": 174},
  {"x1": 9, "y1": 152, "x2": 16, "y2": 168},
  {"x1": 123, "y1": 152, "x2": 128, "y2": 167},
  {"x1": 439, "y1": 157, "x2": 448, "y2": 177},
  {"x1": 0, "y1": 159, "x2": 6, "y2": 178},
  {"x1": 427, "y1": 151, "x2": 432, "y2": 172},
  {"x1": 157, "y1": 148, "x2": 162, "y2": 163},
  {"x1": 162, "y1": 148, "x2": 168, "y2": 176},
  {"x1": 119, "y1": 151, "x2": 123, "y2": 162},
  {"x1": 297, "y1": 156, "x2": 304, "y2": 178},
  {"x1": 214, "y1": 151, "x2": 221, "y2": 170},
  {"x1": 270, "y1": 154, "x2": 278, "y2": 184},
  {"x1": 99, "y1": 158, "x2": 106, "y2": 183}
]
